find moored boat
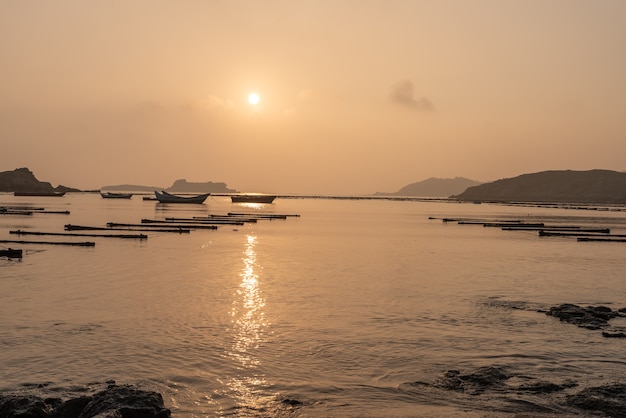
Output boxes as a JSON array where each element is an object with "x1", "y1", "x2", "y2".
[
  {"x1": 101, "y1": 192, "x2": 133, "y2": 199},
  {"x1": 154, "y1": 190, "x2": 209, "y2": 204},
  {"x1": 231, "y1": 194, "x2": 276, "y2": 204}
]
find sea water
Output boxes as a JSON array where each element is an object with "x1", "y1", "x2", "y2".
[{"x1": 1, "y1": 193, "x2": 626, "y2": 417}]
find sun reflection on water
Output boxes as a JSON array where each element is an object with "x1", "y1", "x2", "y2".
[{"x1": 221, "y1": 234, "x2": 276, "y2": 414}]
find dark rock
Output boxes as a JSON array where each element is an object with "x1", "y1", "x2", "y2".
[
  {"x1": 435, "y1": 366, "x2": 509, "y2": 394},
  {"x1": 602, "y1": 332, "x2": 626, "y2": 338},
  {"x1": 0, "y1": 385, "x2": 170, "y2": 418},
  {"x1": 75, "y1": 385, "x2": 170, "y2": 418},
  {"x1": 48, "y1": 396, "x2": 91, "y2": 418},
  {"x1": 545, "y1": 304, "x2": 619, "y2": 330},
  {"x1": 402, "y1": 364, "x2": 626, "y2": 417},
  {"x1": 0, "y1": 395, "x2": 52, "y2": 418},
  {"x1": 566, "y1": 383, "x2": 626, "y2": 417},
  {"x1": 517, "y1": 380, "x2": 578, "y2": 394},
  {"x1": 280, "y1": 398, "x2": 303, "y2": 406}
]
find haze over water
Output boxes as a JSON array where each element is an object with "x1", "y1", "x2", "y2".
[
  {"x1": 2, "y1": 1, "x2": 626, "y2": 194},
  {"x1": 2, "y1": 194, "x2": 626, "y2": 416}
]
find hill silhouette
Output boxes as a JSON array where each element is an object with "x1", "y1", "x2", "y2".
[
  {"x1": 452, "y1": 169, "x2": 626, "y2": 203},
  {"x1": 376, "y1": 177, "x2": 481, "y2": 197},
  {"x1": 0, "y1": 167, "x2": 79, "y2": 193},
  {"x1": 102, "y1": 179, "x2": 237, "y2": 193},
  {"x1": 166, "y1": 179, "x2": 237, "y2": 193}
]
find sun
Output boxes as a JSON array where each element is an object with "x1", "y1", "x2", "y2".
[{"x1": 248, "y1": 92, "x2": 260, "y2": 106}]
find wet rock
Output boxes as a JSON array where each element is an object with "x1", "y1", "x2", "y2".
[
  {"x1": 0, "y1": 384, "x2": 170, "y2": 418},
  {"x1": 77, "y1": 385, "x2": 170, "y2": 418},
  {"x1": 545, "y1": 303, "x2": 621, "y2": 330},
  {"x1": 402, "y1": 364, "x2": 626, "y2": 416},
  {"x1": 435, "y1": 366, "x2": 509, "y2": 394},
  {"x1": 602, "y1": 332, "x2": 626, "y2": 338},
  {"x1": 566, "y1": 383, "x2": 626, "y2": 417},
  {"x1": 0, "y1": 395, "x2": 59, "y2": 418},
  {"x1": 48, "y1": 396, "x2": 91, "y2": 418},
  {"x1": 281, "y1": 398, "x2": 303, "y2": 406},
  {"x1": 517, "y1": 380, "x2": 578, "y2": 394}
]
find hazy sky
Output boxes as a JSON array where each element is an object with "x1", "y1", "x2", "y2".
[{"x1": 1, "y1": 0, "x2": 625, "y2": 194}]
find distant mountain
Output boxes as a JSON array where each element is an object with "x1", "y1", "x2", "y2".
[
  {"x1": 102, "y1": 179, "x2": 238, "y2": 194},
  {"x1": 0, "y1": 167, "x2": 79, "y2": 193},
  {"x1": 101, "y1": 184, "x2": 165, "y2": 192},
  {"x1": 376, "y1": 177, "x2": 482, "y2": 198},
  {"x1": 166, "y1": 179, "x2": 237, "y2": 193},
  {"x1": 452, "y1": 169, "x2": 626, "y2": 203}
]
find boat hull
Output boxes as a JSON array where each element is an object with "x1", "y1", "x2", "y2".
[
  {"x1": 101, "y1": 192, "x2": 133, "y2": 199},
  {"x1": 155, "y1": 191, "x2": 209, "y2": 204}
]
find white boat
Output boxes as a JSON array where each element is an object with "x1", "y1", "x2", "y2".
[{"x1": 154, "y1": 191, "x2": 209, "y2": 204}]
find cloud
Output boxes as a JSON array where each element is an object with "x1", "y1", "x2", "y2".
[{"x1": 390, "y1": 80, "x2": 434, "y2": 111}]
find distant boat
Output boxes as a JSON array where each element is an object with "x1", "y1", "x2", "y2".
[
  {"x1": 154, "y1": 190, "x2": 209, "y2": 204},
  {"x1": 101, "y1": 192, "x2": 133, "y2": 199},
  {"x1": 14, "y1": 191, "x2": 66, "y2": 197},
  {"x1": 231, "y1": 194, "x2": 276, "y2": 204}
]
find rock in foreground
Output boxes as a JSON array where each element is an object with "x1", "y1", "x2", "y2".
[{"x1": 0, "y1": 384, "x2": 170, "y2": 418}]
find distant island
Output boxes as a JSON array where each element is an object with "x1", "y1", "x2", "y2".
[
  {"x1": 0, "y1": 167, "x2": 79, "y2": 193},
  {"x1": 375, "y1": 177, "x2": 482, "y2": 198},
  {"x1": 102, "y1": 179, "x2": 238, "y2": 194},
  {"x1": 5, "y1": 167, "x2": 626, "y2": 203},
  {"x1": 453, "y1": 169, "x2": 626, "y2": 204}
]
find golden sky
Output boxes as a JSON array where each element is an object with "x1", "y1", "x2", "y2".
[{"x1": 1, "y1": 0, "x2": 625, "y2": 194}]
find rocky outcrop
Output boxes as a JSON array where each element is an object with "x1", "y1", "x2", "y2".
[
  {"x1": 452, "y1": 169, "x2": 626, "y2": 203},
  {"x1": 0, "y1": 384, "x2": 170, "y2": 418},
  {"x1": 376, "y1": 177, "x2": 481, "y2": 198},
  {"x1": 545, "y1": 303, "x2": 626, "y2": 333},
  {"x1": 0, "y1": 168, "x2": 79, "y2": 193},
  {"x1": 166, "y1": 179, "x2": 237, "y2": 193},
  {"x1": 401, "y1": 366, "x2": 626, "y2": 417},
  {"x1": 566, "y1": 384, "x2": 626, "y2": 416}
]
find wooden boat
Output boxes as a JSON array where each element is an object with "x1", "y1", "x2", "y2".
[
  {"x1": 154, "y1": 190, "x2": 209, "y2": 204},
  {"x1": 231, "y1": 194, "x2": 276, "y2": 204},
  {"x1": 14, "y1": 191, "x2": 66, "y2": 197},
  {"x1": 101, "y1": 192, "x2": 133, "y2": 199}
]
